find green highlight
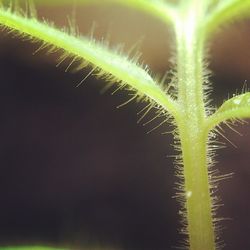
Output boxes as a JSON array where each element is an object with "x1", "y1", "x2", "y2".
[{"x1": 31, "y1": 0, "x2": 177, "y2": 26}]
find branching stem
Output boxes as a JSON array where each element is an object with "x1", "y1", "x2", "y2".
[
  {"x1": 175, "y1": 1, "x2": 216, "y2": 249},
  {"x1": 1, "y1": 1, "x2": 250, "y2": 250}
]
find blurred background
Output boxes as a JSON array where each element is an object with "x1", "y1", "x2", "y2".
[{"x1": 0, "y1": 1, "x2": 250, "y2": 249}]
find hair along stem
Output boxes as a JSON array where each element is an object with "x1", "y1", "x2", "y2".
[{"x1": 174, "y1": 1, "x2": 216, "y2": 249}]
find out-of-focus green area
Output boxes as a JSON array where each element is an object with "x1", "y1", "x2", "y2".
[
  {"x1": 0, "y1": 246, "x2": 118, "y2": 250},
  {"x1": 0, "y1": 247, "x2": 65, "y2": 250},
  {"x1": 2, "y1": 0, "x2": 116, "y2": 6},
  {"x1": 0, "y1": 246, "x2": 119, "y2": 250}
]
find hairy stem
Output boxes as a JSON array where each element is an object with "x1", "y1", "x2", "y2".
[
  {"x1": 3, "y1": 0, "x2": 250, "y2": 249},
  {"x1": 175, "y1": 1, "x2": 216, "y2": 249},
  {"x1": 178, "y1": 128, "x2": 215, "y2": 250},
  {"x1": 0, "y1": 8, "x2": 179, "y2": 118}
]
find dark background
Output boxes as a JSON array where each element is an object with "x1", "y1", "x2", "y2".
[{"x1": 0, "y1": 3, "x2": 250, "y2": 250}]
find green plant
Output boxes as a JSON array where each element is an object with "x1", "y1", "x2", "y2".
[{"x1": 0, "y1": 0, "x2": 250, "y2": 249}]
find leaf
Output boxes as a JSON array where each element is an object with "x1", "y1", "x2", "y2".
[
  {"x1": 206, "y1": 92, "x2": 250, "y2": 131},
  {"x1": 0, "y1": 7, "x2": 179, "y2": 119}
]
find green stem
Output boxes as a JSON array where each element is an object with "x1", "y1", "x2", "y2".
[
  {"x1": 178, "y1": 128, "x2": 215, "y2": 250},
  {"x1": 7, "y1": 0, "x2": 177, "y2": 26},
  {"x1": 0, "y1": 8, "x2": 179, "y2": 118},
  {"x1": 175, "y1": 1, "x2": 216, "y2": 249}
]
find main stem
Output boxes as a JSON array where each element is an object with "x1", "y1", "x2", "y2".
[{"x1": 175, "y1": 1, "x2": 216, "y2": 250}]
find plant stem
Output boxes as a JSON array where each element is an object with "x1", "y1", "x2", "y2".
[
  {"x1": 175, "y1": 1, "x2": 216, "y2": 249},
  {"x1": 178, "y1": 129, "x2": 215, "y2": 250}
]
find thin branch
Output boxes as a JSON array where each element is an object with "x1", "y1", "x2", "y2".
[
  {"x1": 206, "y1": 0, "x2": 250, "y2": 36},
  {"x1": 31, "y1": 0, "x2": 177, "y2": 26},
  {"x1": 205, "y1": 92, "x2": 250, "y2": 132},
  {"x1": 0, "y1": 7, "x2": 180, "y2": 119}
]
